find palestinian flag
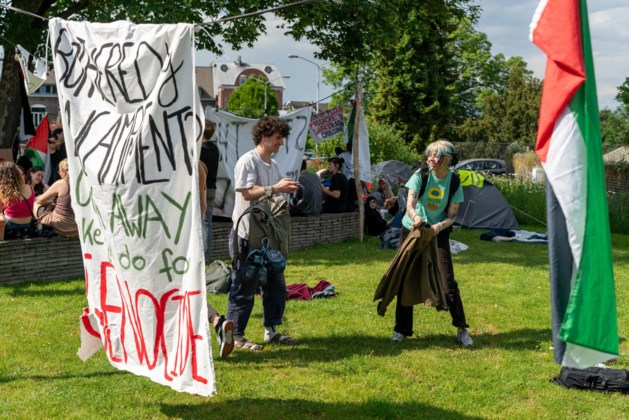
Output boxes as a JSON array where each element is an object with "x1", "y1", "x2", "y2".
[
  {"x1": 530, "y1": 0, "x2": 618, "y2": 368},
  {"x1": 344, "y1": 102, "x2": 371, "y2": 184},
  {"x1": 22, "y1": 114, "x2": 51, "y2": 181}
]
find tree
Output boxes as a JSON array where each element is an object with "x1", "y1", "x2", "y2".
[
  {"x1": 0, "y1": 1, "x2": 282, "y2": 148},
  {"x1": 615, "y1": 77, "x2": 629, "y2": 108},
  {"x1": 368, "y1": 1, "x2": 478, "y2": 149},
  {"x1": 456, "y1": 62, "x2": 541, "y2": 144},
  {"x1": 601, "y1": 106, "x2": 629, "y2": 145},
  {"x1": 227, "y1": 77, "x2": 279, "y2": 118},
  {"x1": 0, "y1": 0, "x2": 479, "y2": 150}
]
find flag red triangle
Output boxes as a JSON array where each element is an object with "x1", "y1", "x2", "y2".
[{"x1": 26, "y1": 114, "x2": 50, "y2": 154}]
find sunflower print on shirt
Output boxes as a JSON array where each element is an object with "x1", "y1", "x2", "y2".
[{"x1": 426, "y1": 186, "x2": 445, "y2": 211}]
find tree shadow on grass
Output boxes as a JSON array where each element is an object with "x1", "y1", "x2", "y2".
[
  {"x1": 0, "y1": 280, "x2": 85, "y2": 297},
  {"x1": 222, "y1": 328, "x2": 555, "y2": 366},
  {"x1": 160, "y1": 397, "x2": 482, "y2": 419},
  {"x1": 0, "y1": 370, "x2": 125, "y2": 385}
]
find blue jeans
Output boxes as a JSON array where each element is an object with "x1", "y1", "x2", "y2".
[
  {"x1": 202, "y1": 189, "x2": 216, "y2": 262},
  {"x1": 4, "y1": 220, "x2": 32, "y2": 239},
  {"x1": 226, "y1": 229, "x2": 287, "y2": 337}
]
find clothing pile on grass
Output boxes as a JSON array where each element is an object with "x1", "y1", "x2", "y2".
[
  {"x1": 480, "y1": 229, "x2": 548, "y2": 244},
  {"x1": 286, "y1": 280, "x2": 335, "y2": 301}
]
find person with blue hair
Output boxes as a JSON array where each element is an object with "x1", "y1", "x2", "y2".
[{"x1": 391, "y1": 139, "x2": 473, "y2": 347}]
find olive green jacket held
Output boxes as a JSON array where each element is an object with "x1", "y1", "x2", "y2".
[{"x1": 374, "y1": 225, "x2": 447, "y2": 316}]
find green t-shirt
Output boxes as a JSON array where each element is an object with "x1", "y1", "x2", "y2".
[{"x1": 401, "y1": 170, "x2": 464, "y2": 230}]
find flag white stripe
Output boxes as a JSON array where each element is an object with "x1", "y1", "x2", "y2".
[{"x1": 541, "y1": 107, "x2": 587, "y2": 269}]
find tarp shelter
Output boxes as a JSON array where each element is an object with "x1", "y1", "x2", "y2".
[{"x1": 455, "y1": 170, "x2": 519, "y2": 230}]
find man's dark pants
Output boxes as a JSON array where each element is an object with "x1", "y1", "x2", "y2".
[{"x1": 226, "y1": 229, "x2": 286, "y2": 337}]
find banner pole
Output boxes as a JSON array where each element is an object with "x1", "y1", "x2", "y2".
[{"x1": 352, "y1": 81, "x2": 364, "y2": 242}]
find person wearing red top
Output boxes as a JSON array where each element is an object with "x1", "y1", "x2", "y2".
[{"x1": 0, "y1": 162, "x2": 35, "y2": 239}]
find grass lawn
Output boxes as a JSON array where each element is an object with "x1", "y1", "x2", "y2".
[{"x1": 1, "y1": 226, "x2": 628, "y2": 418}]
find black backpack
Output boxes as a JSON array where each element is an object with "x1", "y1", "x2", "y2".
[{"x1": 553, "y1": 366, "x2": 629, "y2": 394}]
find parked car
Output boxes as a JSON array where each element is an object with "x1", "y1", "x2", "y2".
[{"x1": 454, "y1": 158, "x2": 507, "y2": 175}]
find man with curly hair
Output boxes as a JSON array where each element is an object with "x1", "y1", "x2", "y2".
[{"x1": 227, "y1": 116, "x2": 300, "y2": 351}]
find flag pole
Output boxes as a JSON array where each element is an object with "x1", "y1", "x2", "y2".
[{"x1": 352, "y1": 81, "x2": 364, "y2": 241}]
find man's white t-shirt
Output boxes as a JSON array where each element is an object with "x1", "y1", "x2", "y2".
[{"x1": 232, "y1": 148, "x2": 282, "y2": 239}]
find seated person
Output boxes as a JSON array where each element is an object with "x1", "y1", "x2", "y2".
[
  {"x1": 0, "y1": 162, "x2": 35, "y2": 239},
  {"x1": 321, "y1": 157, "x2": 348, "y2": 213},
  {"x1": 290, "y1": 159, "x2": 322, "y2": 217},
  {"x1": 26, "y1": 166, "x2": 49, "y2": 197},
  {"x1": 35, "y1": 159, "x2": 78, "y2": 238},
  {"x1": 365, "y1": 196, "x2": 389, "y2": 236}
]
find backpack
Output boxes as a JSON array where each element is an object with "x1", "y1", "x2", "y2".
[
  {"x1": 205, "y1": 260, "x2": 232, "y2": 294},
  {"x1": 553, "y1": 366, "x2": 629, "y2": 394},
  {"x1": 232, "y1": 195, "x2": 291, "y2": 261}
]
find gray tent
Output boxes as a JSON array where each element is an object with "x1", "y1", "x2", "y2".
[
  {"x1": 371, "y1": 160, "x2": 412, "y2": 188},
  {"x1": 455, "y1": 175, "x2": 519, "y2": 230}
]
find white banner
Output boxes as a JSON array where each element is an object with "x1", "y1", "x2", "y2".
[
  {"x1": 344, "y1": 106, "x2": 371, "y2": 184},
  {"x1": 308, "y1": 105, "x2": 344, "y2": 143},
  {"x1": 206, "y1": 107, "x2": 311, "y2": 218},
  {"x1": 49, "y1": 19, "x2": 214, "y2": 397}
]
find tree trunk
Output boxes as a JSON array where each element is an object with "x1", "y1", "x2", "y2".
[
  {"x1": 0, "y1": 0, "x2": 51, "y2": 149},
  {"x1": 0, "y1": 60, "x2": 21, "y2": 149}
]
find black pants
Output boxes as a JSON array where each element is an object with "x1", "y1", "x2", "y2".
[{"x1": 394, "y1": 226, "x2": 469, "y2": 336}]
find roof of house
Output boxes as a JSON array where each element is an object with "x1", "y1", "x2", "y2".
[{"x1": 603, "y1": 146, "x2": 629, "y2": 163}]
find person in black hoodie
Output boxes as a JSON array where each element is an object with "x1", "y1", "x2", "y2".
[{"x1": 365, "y1": 195, "x2": 388, "y2": 236}]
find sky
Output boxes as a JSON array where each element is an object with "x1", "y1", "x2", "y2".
[{"x1": 197, "y1": 0, "x2": 629, "y2": 110}]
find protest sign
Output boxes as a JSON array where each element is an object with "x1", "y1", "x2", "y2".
[
  {"x1": 48, "y1": 18, "x2": 214, "y2": 397},
  {"x1": 206, "y1": 107, "x2": 311, "y2": 218},
  {"x1": 308, "y1": 105, "x2": 344, "y2": 143}
]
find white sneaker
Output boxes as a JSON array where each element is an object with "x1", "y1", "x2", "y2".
[
  {"x1": 457, "y1": 328, "x2": 473, "y2": 347},
  {"x1": 391, "y1": 332, "x2": 406, "y2": 342}
]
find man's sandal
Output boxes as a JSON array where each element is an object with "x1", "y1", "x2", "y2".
[
  {"x1": 234, "y1": 339, "x2": 263, "y2": 352},
  {"x1": 264, "y1": 333, "x2": 297, "y2": 345}
]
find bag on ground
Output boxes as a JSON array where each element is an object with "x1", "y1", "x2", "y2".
[
  {"x1": 553, "y1": 366, "x2": 629, "y2": 393},
  {"x1": 205, "y1": 260, "x2": 232, "y2": 294}
]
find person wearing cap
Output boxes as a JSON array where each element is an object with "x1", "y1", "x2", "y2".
[
  {"x1": 321, "y1": 156, "x2": 348, "y2": 213},
  {"x1": 391, "y1": 139, "x2": 474, "y2": 347}
]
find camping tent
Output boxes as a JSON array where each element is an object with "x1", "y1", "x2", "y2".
[
  {"x1": 455, "y1": 171, "x2": 519, "y2": 230},
  {"x1": 371, "y1": 160, "x2": 412, "y2": 188}
]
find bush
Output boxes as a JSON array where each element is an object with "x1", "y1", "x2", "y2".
[
  {"x1": 367, "y1": 121, "x2": 421, "y2": 164},
  {"x1": 490, "y1": 176, "x2": 547, "y2": 226},
  {"x1": 304, "y1": 120, "x2": 421, "y2": 166},
  {"x1": 608, "y1": 191, "x2": 629, "y2": 234},
  {"x1": 491, "y1": 176, "x2": 628, "y2": 234}
]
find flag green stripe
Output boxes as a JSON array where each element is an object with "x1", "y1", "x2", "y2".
[{"x1": 558, "y1": 0, "x2": 618, "y2": 356}]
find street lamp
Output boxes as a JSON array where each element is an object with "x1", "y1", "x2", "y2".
[
  {"x1": 259, "y1": 75, "x2": 290, "y2": 116},
  {"x1": 288, "y1": 54, "x2": 320, "y2": 114}
]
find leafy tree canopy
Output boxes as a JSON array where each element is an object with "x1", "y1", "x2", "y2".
[{"x1": 227, "y1": 77, "x2": 279, "y2": 118}]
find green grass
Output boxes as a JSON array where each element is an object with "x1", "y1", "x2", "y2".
[{"x1": 1, "y1": 227, "x2": 628, "y2": 418}]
